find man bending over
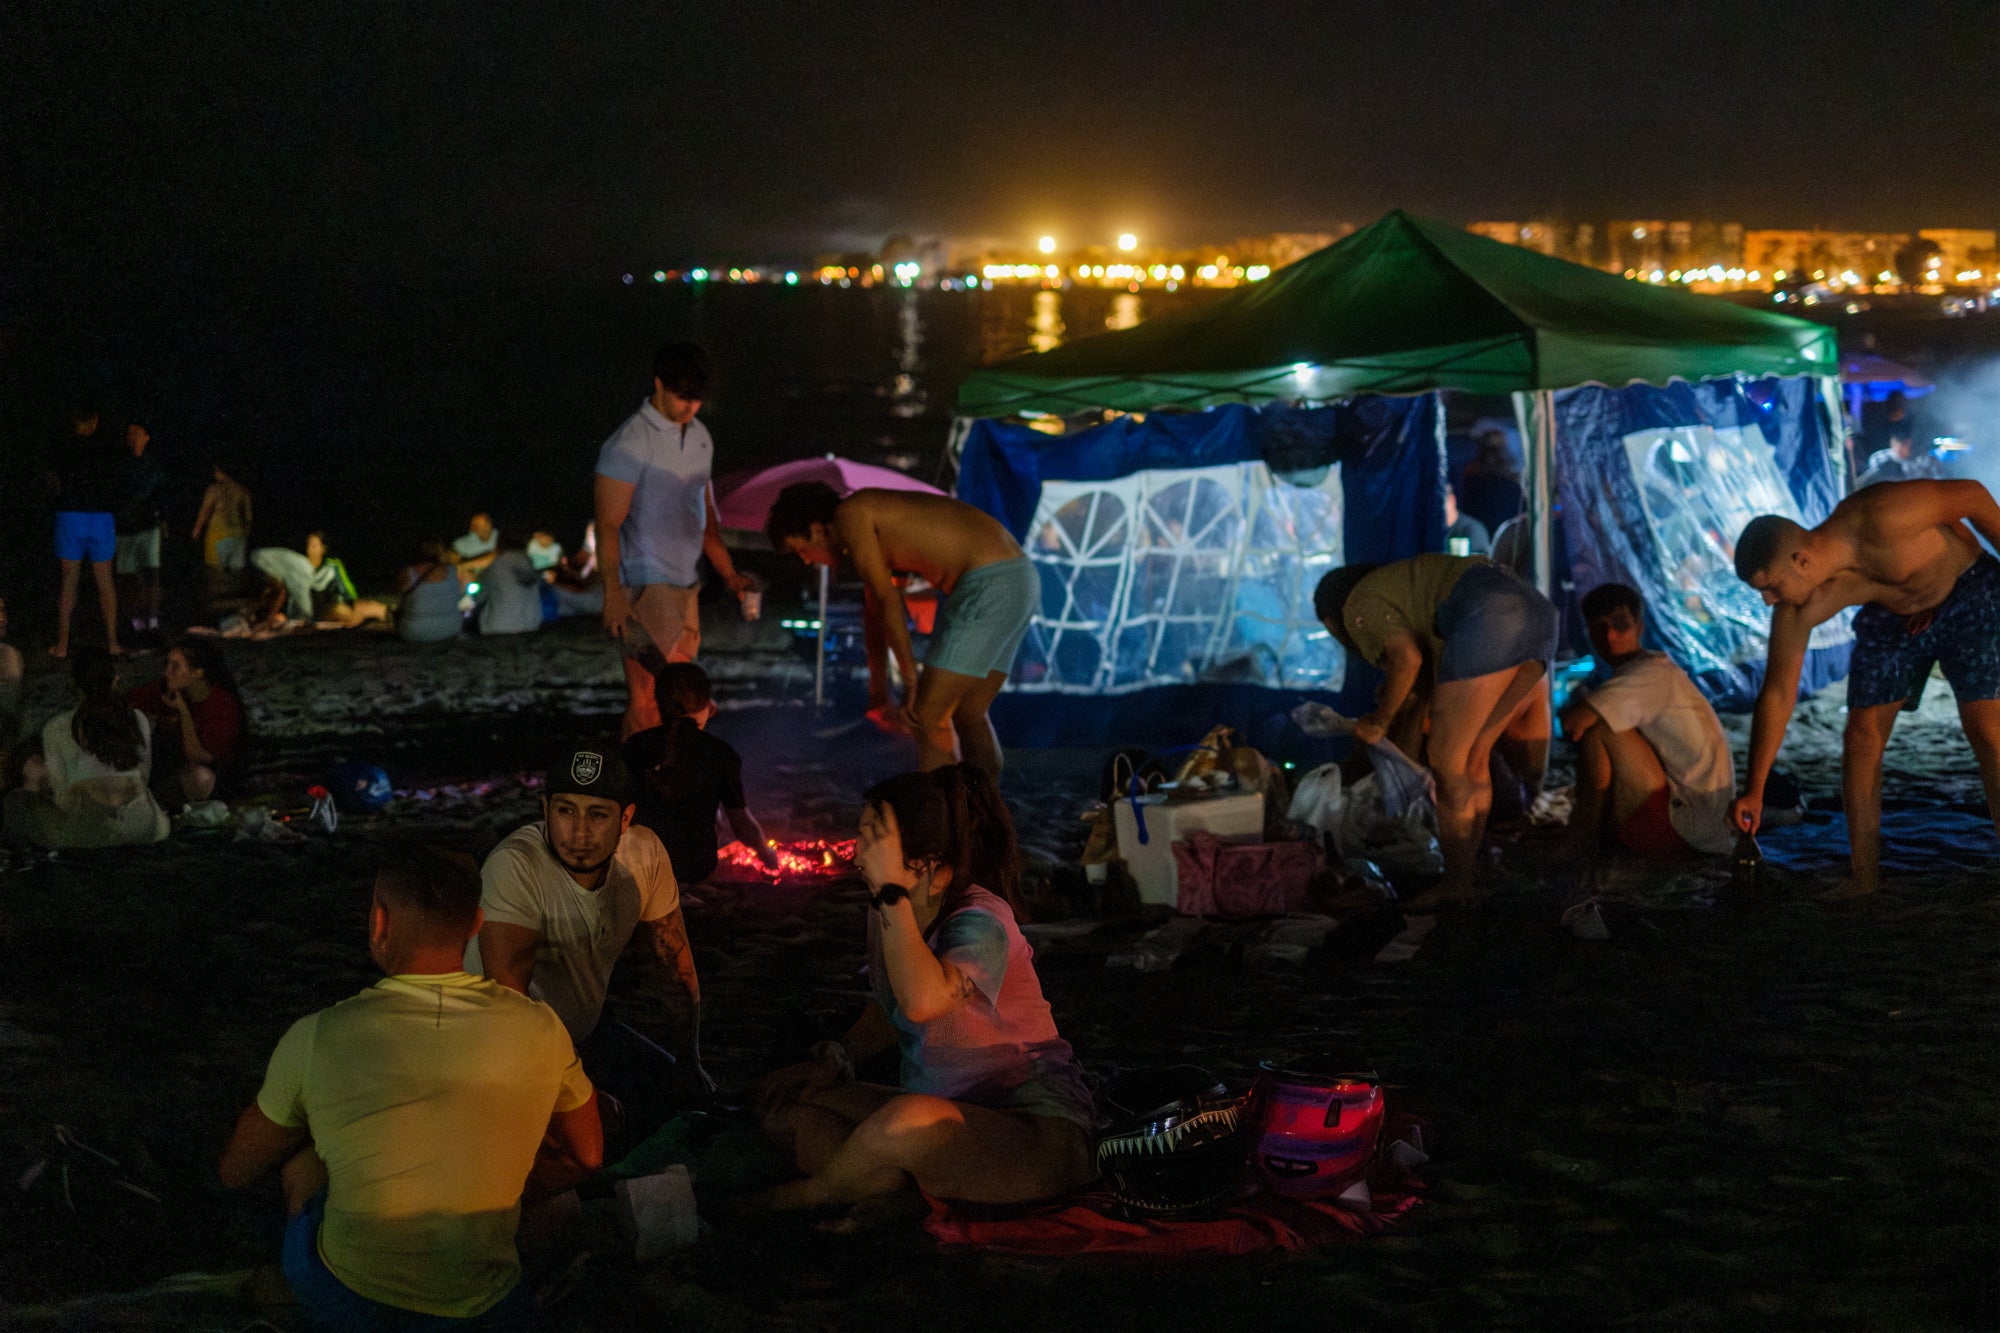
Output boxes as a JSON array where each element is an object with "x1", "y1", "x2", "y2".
[
  {"x1": 766, "y1": 481, "x2": 1038, "y2": 776},
  {"x1": 467, "y1": 743, "x2": 707, "y2": 1142},
  {"x1": 219, "y1": 844, "x2": 598, "y2": 1328},
  {"x1": 1560, "y1": 583, "x2": 1736, "y2": 861},
  {"x1": 1730, "y1": 479, "x2": 2000, "y2": 897}
]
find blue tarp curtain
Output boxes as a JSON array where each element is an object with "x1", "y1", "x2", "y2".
[
  {"x1": 957, "y1": 396, "x2": 1445, "y2": 557},
  {"x1": 1553, "y1": 375, "x2": 1850, "y2": 710}
]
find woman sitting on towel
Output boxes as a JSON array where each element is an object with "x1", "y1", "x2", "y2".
[
  {"x1": 1314, "y1": 553, "x2": 1557, "y2": 909},
  {"x1": 3, "y1": 646, "x2": 169, "y2": 849},
  {"x1": 755, "y1": 765, "x2": 1095, "y2": 1221}
]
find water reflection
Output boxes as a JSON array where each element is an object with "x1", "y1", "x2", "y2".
[
  {"x1": 1107, "y1": 292, "x2": 1143, "y2": 331},
  {"x1": 1030, "y1": 290, "x2": 1065, "y2": 354},
  {"x1": 889, "y1": 288, "x2": 926, "y2": 419}
]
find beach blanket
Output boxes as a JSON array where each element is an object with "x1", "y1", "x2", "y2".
[{"x1": 923, "y1": 1119, "x2": 1427, "y2": 1258}]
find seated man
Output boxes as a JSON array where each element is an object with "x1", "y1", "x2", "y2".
[
  {"x1": 1443, "y1": 484, "x2": 1492, "y2": 556},
  {"x1": 1560, "y1": 583, "x2": 1736, "y2": 860},
  {"x1": 468, "y1": 744, "x2": 707, "y2": 1142},
  {"x1": 471, "y1": 539, "x2": 544, "y2": 637},
  {"x1": 766, "y1": 481, "x2": 1038, "y2": 776},
  {"x1": 1731, "y1": 479, "x2": 2000, "y2": 898},
  {"x1": 452, "y1": 512, "x2": 500, "y2": 572},
  {"x1": 219, "y1": 844, "x2": 599, "y2": 1328},
  {"x1": 526, "y1": 530, "x2": 565, "y2": 572},
  {"x1": 1856, "y1": 423, "x2": 1946, "y2": 489},
  {"x1": 624, "y1": 663, "x2": 781, "y2": 884}
]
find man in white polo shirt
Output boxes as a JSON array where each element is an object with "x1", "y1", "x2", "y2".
[
  {"x1": 1560, "y1": 582, "x2": 1737, "y2": 861},
  {"x1": 467, "y1": 742, "x2": 706, "y2": 1145},
  {"x1": 593, "y1": 342, "x2": 753, "y2": 736}
]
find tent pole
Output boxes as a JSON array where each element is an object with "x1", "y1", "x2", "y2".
[
  {"x1": 1511, "y1": 389, "x2": 1558, "y2": 598},
  {"x1": 815, "y1": 564, "x2": 829, "y2": 708}
]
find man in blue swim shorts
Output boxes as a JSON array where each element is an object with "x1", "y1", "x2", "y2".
[
  {"x1": 767, "y1": 482, "x2": 1038, "y2": 777},
  {"x1": 45, "y1": 401, "x2": 125, "y2": 658},
  {"x1": 1732, "y1": 479, "x2": 2000, "y2": 899}
]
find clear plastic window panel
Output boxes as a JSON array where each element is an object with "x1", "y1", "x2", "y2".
[
  {"x1": 1012, "y1": 463, "x2": 1346, "y2": 694},
  {"x1": 1621, "y1": 423, "x2": 1853, "y2": 673}
]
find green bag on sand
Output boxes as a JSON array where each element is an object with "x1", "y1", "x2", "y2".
[{"x1": 607, "y1": 1110, "x2": 791, "y2": 1195}]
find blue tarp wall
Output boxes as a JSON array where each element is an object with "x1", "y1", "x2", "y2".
[
  {"x1": 1554, "y1": 375, "x2": 1851, "y2": 710},
  {"x1": 957, "y1": 397, "x2": 1443, "y2": 751}
]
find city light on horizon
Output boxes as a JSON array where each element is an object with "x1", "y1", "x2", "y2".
[
  {"x1": 1038, "y1": 235, "x2": 1057, "y2": 254},
  {"x1": 1117, "y1": 233, "x2": 1138, "y2": 252}
]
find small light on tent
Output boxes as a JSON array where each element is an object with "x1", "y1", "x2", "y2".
[
  {"x1": 1668, "y1": 440, "x2": 1696, "y2": 464},
  {"x1": 1291, "y1": 362, "x2": 1313, "y2": 387}
]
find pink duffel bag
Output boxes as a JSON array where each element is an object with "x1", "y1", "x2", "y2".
[{"x1": 1172, "y1": 831, "x2": 1319, "y2": 918}]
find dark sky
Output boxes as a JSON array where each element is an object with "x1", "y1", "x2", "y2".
[{"x1": 7, "y1": 0, "x2": 1999, "y2": 287}]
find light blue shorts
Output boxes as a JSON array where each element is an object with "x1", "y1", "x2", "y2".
[{"x1": 926, "y1": 557, "x2": 1040, "y2": 679}]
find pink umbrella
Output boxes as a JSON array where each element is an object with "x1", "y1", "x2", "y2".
[
  {"x1": 714, "y1": 453, "x2": 943, "y2": 707},
  {"x1": 714, "y1": 453, "x2": 943, "y2": 531}
]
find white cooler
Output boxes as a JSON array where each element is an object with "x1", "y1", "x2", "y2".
[{"x1": 1113, "y1": 791, "x2": 1264, "y2": 907}]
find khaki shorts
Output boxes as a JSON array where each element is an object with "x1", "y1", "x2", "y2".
[
  {"x1": 623, "y1": 583, "x2": 700, "y2": 665},
  {"x1": 114, "y1": 526, "x2": 162, "y2": 574}
]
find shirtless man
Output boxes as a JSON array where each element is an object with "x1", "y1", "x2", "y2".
[
  {"x1": 765, "y1": 482, "x2": 1038, "y2": 776},
  {"x1": 1730, "y1": 479, "x2": 2000, "y2": 898}
]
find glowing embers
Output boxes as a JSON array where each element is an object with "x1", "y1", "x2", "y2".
[{"x1": 718, "y1": 837, "x2": 857, "y2": 881}]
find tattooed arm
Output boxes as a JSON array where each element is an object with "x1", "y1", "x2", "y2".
[
  {"x1": 644, "y1": 907, "x2": 700, "y2": 1010},
  {"x1": 874, "y1": 897, "x2": 987, "y2": 1024}
]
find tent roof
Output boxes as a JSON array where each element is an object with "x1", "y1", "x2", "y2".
[{"x1": 956, "y1": 210, "x2": 1838, "y2": 417}]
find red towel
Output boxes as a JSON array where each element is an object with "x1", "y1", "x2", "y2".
[{"x1": 923, "y1": 1121, "x2": 1426, "y2": 1258}]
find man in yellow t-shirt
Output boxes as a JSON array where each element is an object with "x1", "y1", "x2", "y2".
[{"x1": 219, "y1": 844, "x2": 601, "y2": 1326}]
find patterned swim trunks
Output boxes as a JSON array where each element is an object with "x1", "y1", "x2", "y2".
[{"x1": 1847, "y1": 553, "x2": 2000, "y2": 711}]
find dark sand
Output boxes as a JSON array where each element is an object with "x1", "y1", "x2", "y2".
[{"x1": 3, "y1": 619, "x2": 1998, "y2": 1329}]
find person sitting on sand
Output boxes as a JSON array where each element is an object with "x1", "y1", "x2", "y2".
[
  {"x1": 1559, "y1": 583, "x2": 1735, "y2": 862},
  {"x1": 467, "y1": 744, "x2": 708, "y2": 1143},
  {"x1": 623, "y1": 662, "x2": 780, "y2": 885},
  {"x1": 250, "y1": 532, "x2": 389, "y2": 629},
  {"x1": 526, "y1": 530, "x2": 564, "y2": 571},
  {"x1": 1314, "y1": 554, "x2": 1557, "y2": 908},
  {"x1": 127, "y1": 636, "x2": 243, "y2": 805},
  {"x1": 766, "y1": 481, "x2": 1039, "y2": 776},
  {"x1": 220, "y1": 844, "x2": 599, "y2": 1330},
  {"x1": 471, "y1": 537, "x2": 544, "y2": 637},
  {"x1": 395, "y1": 542, "x2": 467, "y2": 643},
  {"x1": 754, "y1": 765, "x2": 1095, "y2": 1223},
  {"x1": 3, "y1": 646, "x2": 169, "y2": 849},
  {"x1": 1730, "y1": 479, "x2": 2000, "y2": 899},
  {"x1": 451, "y1": 511, "x2": 500, "y2": 569}
]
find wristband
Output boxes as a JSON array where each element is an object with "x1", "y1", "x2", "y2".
[{"x1": 869, "y1": 882, "x2": 910, "y2": 910}]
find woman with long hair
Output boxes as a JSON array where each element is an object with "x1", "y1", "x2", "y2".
[
  {"x1": 3, "y1": 645, "x2": 168, "y2": 847},
  {"x1": 754, "y1": 764, "x2": 1094, "y2": 1222},
  {"x1": 128, "y1": 636, "x2": 245, "y2": 803}
]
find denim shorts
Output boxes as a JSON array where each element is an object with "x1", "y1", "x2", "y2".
[{"x1": 1434, "y1": 564, "x2": 1559, "y2": 683}]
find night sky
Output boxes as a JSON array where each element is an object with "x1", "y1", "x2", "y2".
[{"x1": 9, "y1": 0, "x2": 2000, "y2": 293}]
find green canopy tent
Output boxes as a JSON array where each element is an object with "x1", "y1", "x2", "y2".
[{"x1": 956, "y1": 209, "x2": 1840, "y2": 598}]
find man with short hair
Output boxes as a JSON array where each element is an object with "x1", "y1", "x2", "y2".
[
  {"x1": 468, "y1": 743, "x2": 707, "y2": 1138},
  {"x1": 219, "y1": 844, "x2": 599, "y2": 1327},
  {"x1": 1561, "y1": 583, "x2": 1736, "y2": 860},
  {"x1": 1731, "y1": 479, "x2": 2000, "y2": 897},
  {"x1": 45, "y1": 401, "x2": 124, "y2": 658},
  {"x1": 114, "y1": 421, "x2": 167, "y2": 638},
  {"x1": 766, "y1": 481, "x2": 1039, "y2": 777},
  {"x1": 1856, "y1": 423, "x2": 1945, "y2": 489},
  {"x1": 593, "y1": 343, "x2": 753, "y2": 736}
]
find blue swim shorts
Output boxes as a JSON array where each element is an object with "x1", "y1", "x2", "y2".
[
  {"x1": 1434, "y1": 563, "x2": 1559, "y2": 684},
  {"x1": 281, "y1": 1188, "x2": 529, "y2": 1332},
  {"x1": 54, "y1": 511, "x2": 116, "y2": 564},
  {"x1": 926, "y1": 556, "x2": 1041, "y2": 679},
  {"x1": 1848, "y1": 553, "x2": 2000, "y2": 711}
]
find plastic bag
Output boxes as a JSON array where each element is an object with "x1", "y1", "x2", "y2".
[{"x1": 1287, "y1": 763, "x2": 1346, "y2": 837}]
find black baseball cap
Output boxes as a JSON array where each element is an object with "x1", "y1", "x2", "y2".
[{"x1": 544, "y1": 743, "x2": 635, "y2": 805}]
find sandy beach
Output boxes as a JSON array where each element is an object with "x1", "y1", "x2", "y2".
[{"x1": 3, "y1": 618, "x2": 1997, "y2": 1329}]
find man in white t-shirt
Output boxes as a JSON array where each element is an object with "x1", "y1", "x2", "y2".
[
  {"x1": 593, "y1": 342, "x2": 753, "y2": 736},
  {"x1": 1560, "y1": 583, "x2": 1737, "y2": 859},
  {"x1": 467, "y1": 742, "x2": 707, "y2": 1140}
]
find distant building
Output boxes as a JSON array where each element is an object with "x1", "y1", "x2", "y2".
[
  {"x1": 1230, "y1": 230, "x2": 1353, "y2": 268},
  {"x1": 1467, "y1": 221, "x2": 1559, "y2": 256},
  {"x1": 1917, "y1": 228, "x2": 1997, "y2": 282},
  {"x1": 1742, "y1": 230, "x2": 1908, "y2": 285}
]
